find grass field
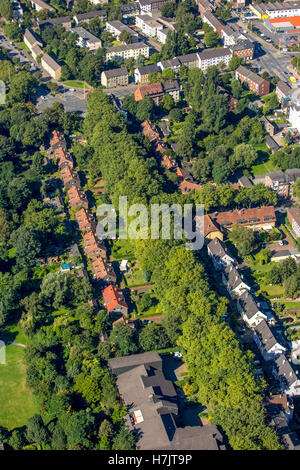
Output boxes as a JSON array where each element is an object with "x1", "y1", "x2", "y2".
[
  {"x1": 250, "y1": 141, "x2": 280, "y2": 176},
  {"x1": 63, "y1": 81, "x2": 89, "y2": 89},
  {"x1": 0, "y1": 345, "x2": 38, "y2": 430}
]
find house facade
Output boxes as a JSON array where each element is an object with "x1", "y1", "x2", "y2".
[
  {"x1": 253, "y1": 320, "x2": 286, "y2": 362},
  {"x1": 237, "y1": 291, "x2": 268, "y2": 328},
  {"x1": 101, "y1": 68, "x2": 129, "y2": 88},
  {"x1": 236, "y1": 65, "x2": 270, "y2": 96}
]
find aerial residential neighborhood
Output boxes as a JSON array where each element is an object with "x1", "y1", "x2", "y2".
[{"x1": 1, "y1": 0, "x2": 300, "y2": 456}]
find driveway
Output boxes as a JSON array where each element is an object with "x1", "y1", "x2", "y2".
[{"x1": 268, "y1": 229, "x2": 296, "y2": 253}]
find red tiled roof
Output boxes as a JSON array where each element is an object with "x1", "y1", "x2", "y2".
[
  {"x1": 83, "y1": 230, "x2": 106, "y2": 259},
  {"x1": 203, "y1": 214, "x2": 221, "y2": 237},
  {"x1": 134, "y1": 82, "x2": 164, "y2": 101},
  {"x1": 67, "y1": 186, "x2": 87, "y2": 207},
  {"x1": 209, "y1": 206, "x2": 276, "y2": 228},
  {"x1": 75, "y1": 208, "x2": 96, "y2": 232},
  {"x1": 50, "y1": 130, "x2": 66, "y2": 147},
  {"x1": 161, "y1": 154, "x2": 176, "y2": 169},
  {"x1": 61, "y1": 166, "x2": 80, "y2": 186},
  {"x1": 179, "y1": 179, "x2": 202, "y2": 193},
  {"x1": 92, "y1": 257, "x2": 115, "y2": 281},
  {"x1": 102, "y1": 284, "x2": 128, "y2": 312}
]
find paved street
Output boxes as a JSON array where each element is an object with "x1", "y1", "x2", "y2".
[
  {"x1": 103, "y1": 83, "x2": 138, "y2": 99},
  {"x1": 37, "y1": 88, "x2": 87, "y2": 114}
]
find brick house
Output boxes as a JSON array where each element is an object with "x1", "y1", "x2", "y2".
[
  {"x1": 60, "y1": 166, "x2": 81, "y2": 189},
  {"x1": 92, "y1": 257, "x2": 117, "y2": 284},
  {"x1": 276, "y1": 80, "x2": 291, "y2": 104},
  {"x1": 287, "y1": 207, "x2": 300, "y2": 238},
  {"x1": 265, "y1": 171, "x2": 290, "y2": 197},
  {"x1": 67, "y1": 187, "x2": 88, "y2": 210},
  {"x1": 230, "y1": 39, "x2": 254, "y2": 62},
  {"x1": 235, "y1": 65, "x2": 270, "y2": 96},
  {"x1": 134, "y1": 80, "x2": 180, "y2": 105},
  {"x1": 50, "y1": 130, "x2": 66, "y2": 149},
  {"x1": 103, "y1": 284, "x2": 128, "y2": 316},
  {"x1": 57, "y1": 151, "x2": 74, "y2": 169},
  {"x1": 208, "y1": 206, "x2": 276, "y2": 231},
  {"x1": 83, "y1": 231, "x2": 106, "y2": 260},
  {"x1": 75, "y1": 208, "x2": 97, "y2": 233},
  {"x1": 202, "y1": 11, "x2": 224, "y2": 37}
]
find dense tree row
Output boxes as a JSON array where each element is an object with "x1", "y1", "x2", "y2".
[{"x1": 85, "y1": 89, "x2": 282, "y2": 450}]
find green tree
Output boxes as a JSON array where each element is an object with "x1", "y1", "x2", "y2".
[
  {"x1": 161, "y1": 93, "x2": 175, "y2": 112},
  {"x1": 230, "y1": 224, "x2": 255, "y2": 256},
  {"x1": 0, "y1": 0, "x2": 12, "y2": 20},
  {"x1": 139, "y1": 323, "x2": 169, "y2": 351},
  {"x1": 26, "y1": 414, "x2": 49, "y2": 447},
  {"x1": 10, "y1": 226, "x2": 41, "y2": 269},
  {"x1": 112, "y1": 425, "x2": 135, "y2": 450},
  {"x1": 109, "y1": 323, "x2": 138, "y2": 356},
  {"x1": 203, "y1": 30, "x2": 219, "y2": 48}
]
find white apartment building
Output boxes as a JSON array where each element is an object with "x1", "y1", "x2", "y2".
[
  {"x1": 288, "y1": 87, "x2": 300, "y2": 133},
  {"x1": 105, "y1": 42, "x2": 150, "y2": 62},
  {"x1": 157, "y1": 27, "x2": 169, "y2": 44},
  {"x1": 106, "y1": 20, "x2": 139, "y2": 42},
  {"x1": 198, "y1": 48, "x2": 232, "y2": 71},
  {"x1": 135, "y1": 15, "x2": 164, "y2": 38},
  {"x1": 71, "y1": 27, "x2": 102, "y2": 51}
]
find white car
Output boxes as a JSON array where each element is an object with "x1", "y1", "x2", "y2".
[{"x1": 279, "y1": 240, "x2": 283, "y2": 246}]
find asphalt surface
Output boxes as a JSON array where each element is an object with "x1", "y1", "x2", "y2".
[{"x1": 0, "y1": 31, "x2": 88, "y2": 115}]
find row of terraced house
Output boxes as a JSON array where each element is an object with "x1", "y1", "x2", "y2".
[
  {"x1": 207, "y1": 235, "x2": 300, "y2": 399},
  {"x1": 49, "y1": 130, "x2": 129, "y2": 325}
]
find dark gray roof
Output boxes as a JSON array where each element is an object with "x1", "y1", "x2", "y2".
[
  {"x1": 163, "y1": 424, "x2": 224, "y2": 450},
  {"x1": 207, "y1": 237, "x2": 228, "y2": 259},
  {"x1": 231, "y1": 39, "x2": 254, "y2": 51},
  {"x1": 102, "y1": 67, "x2": 128, "y2": 79},
  {"x1": 282, "y1": 432, "x2": 300, "y2": 450},
  {"x1": 274, "y1": 354, "x2": 298, "y2": 387},
  {"x1": 276, "y1": 80, "x2": 291, "y2": 97},
  {"x1": 238, "y1": 175, "x2": 253, "y2": 187},
  {"x1": 159, "y1": 58, "x2": 181, "y2": 68},
  {"x1": 113, "y1": 353, "x2": 226, "y2": 450},
  {"x1": 136, "y1": 64, "x2": 160, "y2": 75},
  {"x1": 177, "y1": 53, "x2": 199, "y2": 64},
  {"x1": 199, "y1": 47, "x2": 231, "y2": 60},
  {"x1": 203, "y1": 11, "x2": 223, "y2": 30},
  {"x1": 225, "y1": 263, "x2": 244, "y2": 290},
  {"x1": 238, "y1": 290, "x2": 260, "y2": 320},
  {"x1": 285, "y1": 168, "x2": 300, "y2": 182},
  {"x1": 75, "y1": 10, "x2": 106, "y2": 21},
  {"x1": 254, "y1": 320, "x2": 279, "y2": 352},
  {"x1": 121, "y1": 3, "x2": 140, "y2": 13},
  {"x1": 236, "y1": 65, "x2": 266, "y2": 86},
  {"x1": 39, "y1": 16, "x2": 71, "y2": 27},
  {"x1": 266, "y1": 135, "x2": 280, "y2": 151},
  {"x1": 266, "y1": 170, "x2": 286, "y2": 182},
  {"x1": 163, "y1": 79, "x2": 180, "y2": 92},
  {"x1": 108, "y1": 351, "x2": 161, "y2": 373}
]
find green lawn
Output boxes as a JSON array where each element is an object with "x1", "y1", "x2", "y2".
[
  {"x1": 250, "y1": 142, "x2": 279, "y2": 176},
  {"x1": 62, "y1": 80, "x2": 89, "y2": 89},
  {"x1": 126, "y1": 263, "x2": 150, "y2": 288},
  {"x1": 4, "y1": 325, "x2": 27, "y2": 345},
  {"x1": 0, "y1": 345, "x2": 38, "y2": 430}
]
